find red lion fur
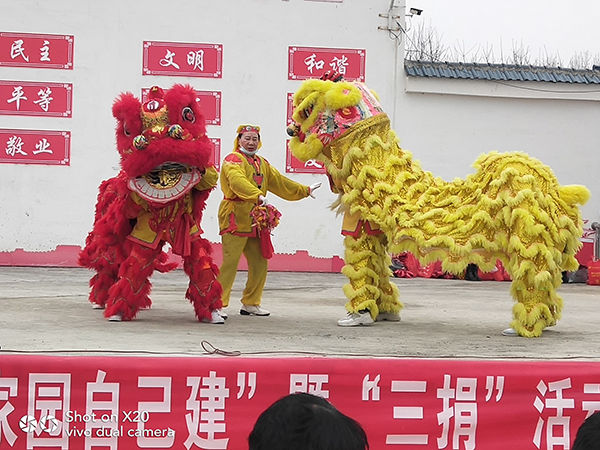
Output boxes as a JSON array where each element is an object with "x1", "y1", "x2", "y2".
[{"x1": 79, "y1": 84, "x2": 222, "y2": 321}]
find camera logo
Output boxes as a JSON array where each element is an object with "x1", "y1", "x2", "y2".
[{"x1": 19, "y1": 415, "x2": 59, "y2": 434}]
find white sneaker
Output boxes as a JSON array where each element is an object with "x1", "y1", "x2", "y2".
[
  {"x1": 376, "y1": 312, "x2": 401, "y2": 322},
  {"x1": 91, "y1": 303, "x2": 105, "y2": 310},
  {"x1": 216, "y1": 308, "x2": 228, "y2": 319},
  {"x1": 202, "y1": 310, "x2": 225, "y2": 324},
  {"x1": 108, "y1": 314, "x2": 122, "y2": 322},
  {"x1": 240, "y1": 305, "x2": 270, "y2": 316},
  {"x1": 337, "y1": 311, "x2": 374, "y2": 327},
  {"x1": 501, "y1": 327, "x2": 518, "y2": 336}
]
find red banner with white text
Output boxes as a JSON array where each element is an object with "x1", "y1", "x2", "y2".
[{"x1": 0, "y1": 354, "x2": 598, "y2": 449}]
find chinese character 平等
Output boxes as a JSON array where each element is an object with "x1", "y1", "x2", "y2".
[
  {"x1": 33, "y1": 88, "x2": 53, "y2": 112},
  {"x1": 7, "y1": 86, "x2": 28, "y2": 110}
]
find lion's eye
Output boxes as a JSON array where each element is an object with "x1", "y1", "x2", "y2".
[
  {"x1": 123, "y1": 124, "x2": 131, "y2": 136},
  {"x1": 301, "y1": 105, "x2": 313, "y2": 120},
  {"x1": 182, "y1": 107, "x2": 195, "y2": 123}
]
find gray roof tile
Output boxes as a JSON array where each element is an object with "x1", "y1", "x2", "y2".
[{"x1": 405, "y1": 60, "x2": 600, "y2": 84}]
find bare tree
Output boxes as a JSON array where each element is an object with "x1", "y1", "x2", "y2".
[
  {"x1": 405, "y1": 23, "x2": 597, "y2": 69},
  {"x1": 405, "y1": 21, "x2": 447, "y2": 61}
]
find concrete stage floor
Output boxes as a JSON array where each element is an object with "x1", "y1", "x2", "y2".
[{"x1": 0, "y1": 266, "x2": 599, "y2": 360}]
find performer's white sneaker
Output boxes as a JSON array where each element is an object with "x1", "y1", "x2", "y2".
[
  {"x1": 501, "y1": 327, "x2": 518, "y2": 336},
  {"x1": 216, "y1": 309, "x2": 228, "y2": 320},
  {"x1": 108, "y1": 314, "x2": 122, "y2": 322},
  {"x1": 337, "y1": 311, "x2": 374, "y2": 327},
  {"x1": 91, "y1": 303, "x2": 105, "y2": 310},
  {"x1": 202, "y1": 310, "x2": 225, "y2": 324},
  {"x1": 240, "y1": 305, "x2": 270, "y2": 316},
  {"x1": 376, "y1": 312, "x2": 401, "y2": 322}
]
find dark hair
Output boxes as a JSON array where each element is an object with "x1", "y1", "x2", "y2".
[
  {"x1": 573, "y1": 411, "x2": 600, "y2": 449},
  {"x1": 248, "y1": 392, "x2": 369, "y2": 450}
]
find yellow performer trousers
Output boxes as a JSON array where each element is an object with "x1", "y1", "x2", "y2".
[
  {"x1": 218, "y1": 233, "x2": 268, "y2": 308},
  {"x1": 342, "y1": 232, "x2": 402, "y2": 319}
]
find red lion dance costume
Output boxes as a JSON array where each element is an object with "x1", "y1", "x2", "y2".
[{"x1": 79, "y1": 84, "x2": 223, "y2": 323}]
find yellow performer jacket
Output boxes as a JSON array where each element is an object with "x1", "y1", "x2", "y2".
[
  {"x1": 128, "y1": 167, "x2": 219, "y2": 252},
  {"x1": 218, "y1": 149, "x2": 309, "y2": 236}
]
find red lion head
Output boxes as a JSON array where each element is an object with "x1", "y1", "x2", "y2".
[{"x1": 111, "y1": 84, "x2": 214, "y2": 203}]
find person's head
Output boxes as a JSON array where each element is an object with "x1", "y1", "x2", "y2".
[
  {"x1": 573, "y1": 411, "x2": 600, "y2": 449},
  {"x1": 235, "y1": 124, "x2": 261, "y2": 155},
  {"x1": 248, "y1": 392, "x2": 369, "y2": 450}
]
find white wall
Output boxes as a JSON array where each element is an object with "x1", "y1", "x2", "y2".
[
  {"x1": 0, "y1": 0, "x2": 399, "y2": 258},
  {"x1": 1, "y1": 0, "x2": 597, "y2": 265},
  {"x1": 396, "y1": 76, "x2": 600, "y2": 225}
]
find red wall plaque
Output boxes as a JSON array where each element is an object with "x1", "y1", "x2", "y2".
[
  {"x1": 288, "y1": 46, "x2": 365, "y2": 81},
  {"x1": 143, "y1": 41, "x2": 222, "y2": 78},
  {"x1": 209, "y1": 137, "x2": 221, "y2": 170},
  {"x1": 285, "y1": 140, "x2": 326, "y2": 174},
  {"x1": 0, "y1": 129, "x2": 70, "y2": 165},
  {"x1": 0, "y1": 81, "x2": 72, "y2": 117},
  {"x1": 141, "y1": 88, "x2": 221, "y2": 125},
  {"x1": 0, "y1": 32, "x2": 73, "y2": 69}
]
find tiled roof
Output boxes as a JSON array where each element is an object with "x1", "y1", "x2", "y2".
[{"x1": 405, "y1": 60, "x2": 600, "y2": 84}]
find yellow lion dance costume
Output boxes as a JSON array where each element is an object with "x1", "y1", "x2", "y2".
[{"x1": 287, "y1": 73, "x2": 590, "y2": 337}]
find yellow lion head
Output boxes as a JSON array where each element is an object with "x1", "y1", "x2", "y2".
[{"x1": 287, "y1": 77, "x2": 385, "y2": 162}]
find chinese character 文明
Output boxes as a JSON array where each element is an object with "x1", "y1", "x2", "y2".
[
  {"x1": 40, "y1": 40, "x2": 51, "y2": 62},
  {"x1": 6, "y1": 136, "x2": 27, "y2": 157},
  {"x1": 7, "y1": 86, "x2": 28, "y2": 110},
  {"x1": 159, "y1": 49, "x2": 180, "y2": 69},
  {"x1": 533, "y1": 378, "x2": 575, "y2": 449},
  {"x1": 33, "y1": 138, "x2": 53, "y2": 155},
  {"x1": 185, "y1": 372, "x2": 229, "y2": 450},
  {"x1": 329, "y1": 55, "x2": 349, "y2": 75},
  {"x1": 33, "y1": 88, "x2": 53, "y2": 112},
  {"x1": 187, "y1": 50, "x2": 204, "y2": 71},
  {"x1": 10, "y1": 39, "x2": 29, "y2": 62},
  {"x1": 304, "y1": 53, "x2": 324, "y2": 74}
]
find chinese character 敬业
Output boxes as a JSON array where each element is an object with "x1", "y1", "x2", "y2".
[{"x1": 6, "y1": 136, "x2": 27, "y2": 157}]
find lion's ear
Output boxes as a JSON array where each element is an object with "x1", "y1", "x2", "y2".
[{"x1": 324, "y1": 81, "x2": 362, "y2": 110}]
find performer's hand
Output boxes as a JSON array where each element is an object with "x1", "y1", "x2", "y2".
[
  {"x1": 258, "y1": 195, "x2": 268, "y2": 206},
  {"x1": 309, "y1": 182, "x2": 322, "y2": 198}
]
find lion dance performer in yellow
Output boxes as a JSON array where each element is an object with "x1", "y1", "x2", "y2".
[
  {"x1": 79, "y1": 85, "x2": 224, "y2": 324},
  {"x1": 287, "y1": 72, "x2": 590, "y2": 337}
]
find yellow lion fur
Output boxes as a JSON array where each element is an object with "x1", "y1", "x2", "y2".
[{"x1": 290, "y1": 79, "x2": 589, "y2": 337}]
